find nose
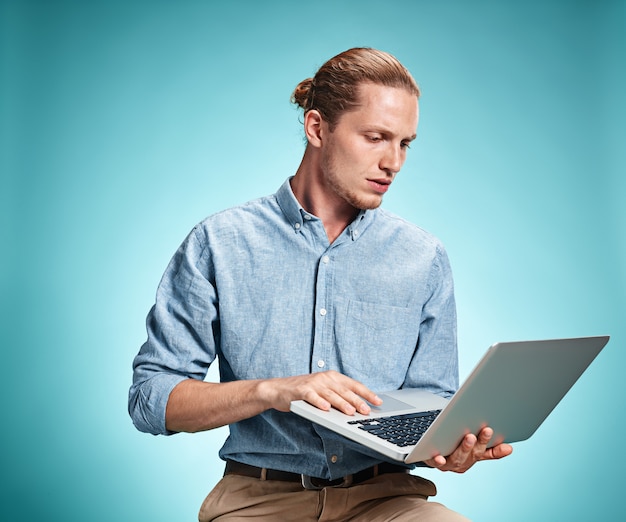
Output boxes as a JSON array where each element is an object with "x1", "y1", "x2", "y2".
[{"x1": 380, "y1": 144, "x2": 404, "y2": 176}]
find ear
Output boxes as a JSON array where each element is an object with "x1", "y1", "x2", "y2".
[{"x1": 303, "y1": 109, "x2": 325, "y2": 148}]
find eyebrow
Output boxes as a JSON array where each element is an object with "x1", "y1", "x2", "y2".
[{"x1": 364, "y1": 127, "x2": 417, "y2": 142}]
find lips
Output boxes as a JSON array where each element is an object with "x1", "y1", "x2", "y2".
[{"x1": 367, "y1": 179, "x2": 391, "y2": 194}]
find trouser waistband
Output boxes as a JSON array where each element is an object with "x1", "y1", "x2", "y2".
[{"x1": 224, "y1": 459, "x2": 409, "y2": 490}]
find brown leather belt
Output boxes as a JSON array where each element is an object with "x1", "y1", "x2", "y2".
[{"x1": 224, "y1": 459, "x2": 409, "y2": 490}]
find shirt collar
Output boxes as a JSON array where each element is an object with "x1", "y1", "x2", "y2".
[
  {"x1": 275, "y1": 177, "x2": 305, "y2": 232},
  {"x1": 275, "y1": 177, "x2": 376, "y2": 240}
]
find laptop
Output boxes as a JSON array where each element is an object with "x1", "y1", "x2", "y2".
[{"x1": 290, "y1": 336, "x2": 609, "y2": 463}]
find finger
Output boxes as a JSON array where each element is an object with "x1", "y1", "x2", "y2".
[
  {"x1": 485, "y1": 443, "x2": 514, "y2": 460},
  {"x1": 340, "y1": 389, "x2": 380, "y2": 415},
  {"x1": 321, "y1": 388, "x2": 361, "y2": 415},
  {"x1": 425, "y1": 454, "x2": 447, "y2": 468},
  {"x1": 338, "y1": 377, "x2": 382, "y2": 409},
  {"x1": 328, "y1": 387, "x2": 371, "y2": 415},
  {"x1": 356, "y1": 400, "x2": 371, "y2": 415},
  {"x1": 477, "y1": 426, "x2": 494, "y2": 445},
  {"x1": 438, "y1": 433, "x2": 475, "y2": 471},
  {"x1": 460, "y1": 432, "x2": 478, "y2": 454},
  {"x1": 448, "y1": 433, "x2": 476, "y2": 460},
  {"x1": 301, "y1": 389, "x2": 332, "y2": 411},
  {"x1": 303, "y1": 386, "x2": 357, "y2": 414},
  {"x1": 357, "y1": 388, "x2": 383, "y2": 407},
  {"x1": 471, "y1": 427, "x2": 492, "y2": 457},
  {"x1": 470, "y1": 427, "x2": 495, "y2": 461},
  {"x1": 327, "y1": 373, "x2": 382, "y2": 413},
  {"x1": 349, "y1": 388, "x2": 384, "y2": 414}
]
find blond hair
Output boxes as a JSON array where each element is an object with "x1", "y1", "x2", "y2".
[{"x1": 291, "y1": 48, "x2": 420, "y2": 130}]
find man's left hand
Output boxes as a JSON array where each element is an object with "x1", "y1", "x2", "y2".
[{"x1": 424, "y1": 426, "x2": 513, "y2": 473}]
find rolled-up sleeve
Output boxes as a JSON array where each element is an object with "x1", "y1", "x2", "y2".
[
  {"x1": 128, "y1": 225, "x2": 218, "y2": 435},
  {"x1": 404, "y1": 243, "x2": 459, "y2": 398}
]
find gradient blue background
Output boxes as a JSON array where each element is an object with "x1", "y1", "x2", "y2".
[{"x1": 2, "y1": 1, "x2": 624, "y2": 520}]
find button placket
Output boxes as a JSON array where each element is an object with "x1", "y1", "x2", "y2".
[{"x1": 311, "y1": 249, "x2": 333, "y2": 373}]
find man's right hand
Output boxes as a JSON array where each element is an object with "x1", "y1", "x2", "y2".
[{"x1": 260, "y1": 370, "x2": 382, "y2": 416}]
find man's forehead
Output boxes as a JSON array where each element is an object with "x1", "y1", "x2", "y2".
[{"x1": 346, "y1": 83, "x2": 419, "y2": 130}]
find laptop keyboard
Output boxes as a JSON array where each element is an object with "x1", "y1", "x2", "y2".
[{"x1": 347, "y1": 410, "x2": 442, "y2": 447}]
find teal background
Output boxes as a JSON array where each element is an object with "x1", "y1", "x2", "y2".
[{"x1": 1, "y1": 0, "x2": 624, "y2": 520}]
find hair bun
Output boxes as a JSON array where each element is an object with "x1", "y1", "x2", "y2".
[{"x1": 291, "y1": 78, "x2": 314, "y2": 110}]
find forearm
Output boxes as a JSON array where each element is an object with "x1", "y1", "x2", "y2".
[{"x1": 165, "y1": 378, "x2": 273, "y2": 433}]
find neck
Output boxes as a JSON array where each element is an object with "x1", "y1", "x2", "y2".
[{"x1": 291, "y1": 147, "x2": 359, "y2": 243}]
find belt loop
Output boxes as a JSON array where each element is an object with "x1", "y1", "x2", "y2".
[
  {"x1": 260, "y1": 468, "x2": 267, "y2": 481},
  {"x1": 373, "y1": 464, "x2": 379, "y2": 477}
]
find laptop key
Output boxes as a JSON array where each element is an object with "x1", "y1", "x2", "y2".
[{"x1": 348, "y1": 410, "x2": 442, "y2": 446}]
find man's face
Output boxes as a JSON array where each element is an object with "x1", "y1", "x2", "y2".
[{"x1": 320, "y1": 83, "x2": 419, "y2": 211}]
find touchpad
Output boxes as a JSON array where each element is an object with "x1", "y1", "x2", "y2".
[{"x1": 367, "y1": 394, "x2": 415, "y2": 415}]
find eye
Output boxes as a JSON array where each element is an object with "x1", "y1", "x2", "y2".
[
  {"x1": 366, "y1": 134, "x2": 382, "y2": 143},
  {"x1": 400, "y1": 141, "x2": 411, "y2": 150}
]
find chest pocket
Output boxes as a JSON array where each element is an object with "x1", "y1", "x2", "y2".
[{"x1": 337, "y1": 299, "x2": 421, "y2": 390}]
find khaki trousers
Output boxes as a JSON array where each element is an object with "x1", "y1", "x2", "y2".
[{"x1": 198, "y1": 472, "x2": 471, "y2": 521}]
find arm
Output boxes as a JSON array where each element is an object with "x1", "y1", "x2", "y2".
[
  {"x1": 165, "y1": 371, "x2": 382, "y2": 433},
  {"x1": 404, "y1": 243, "x2": 459, "y2": 396}
]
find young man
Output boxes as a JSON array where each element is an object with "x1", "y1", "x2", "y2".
[{"x1": 129, "y1": 48, "x2": 512, "y2": 521}]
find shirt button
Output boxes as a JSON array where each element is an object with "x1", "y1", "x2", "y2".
[
  {"x1": 322, "y1": 255, "x2": 330, "y2": 264},
  {"x1": 294, "y1": 223, "x2": 301, "y2": 230},
  {"x1": 304, "y1": 214, "x2": 312, "y2": 221},
  {"x1": 331, "y1": 455, "x2": 338, "y2": 463},
  {"x1": 317, "y1": 359, "x2": 325, "y2": 368},
  {"x1": 319, "y1": 308, "x2": 327, "y2": 316}
]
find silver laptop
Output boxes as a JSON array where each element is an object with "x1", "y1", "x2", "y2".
[{"x1": 290, "y1": 336, "x2": 609, "y2": 463}]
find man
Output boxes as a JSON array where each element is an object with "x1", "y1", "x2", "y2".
[{"x1": 129, "y1": 48, "x2": 512, "y2": 521}]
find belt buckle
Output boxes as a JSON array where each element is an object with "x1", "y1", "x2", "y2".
[{"x1": 301, "y1": 474, "x2": 354, "y2": 490}]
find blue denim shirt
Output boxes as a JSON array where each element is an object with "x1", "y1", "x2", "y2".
[{"x1": 129, "y1": 178, "x2": 458, "y2": 479}]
